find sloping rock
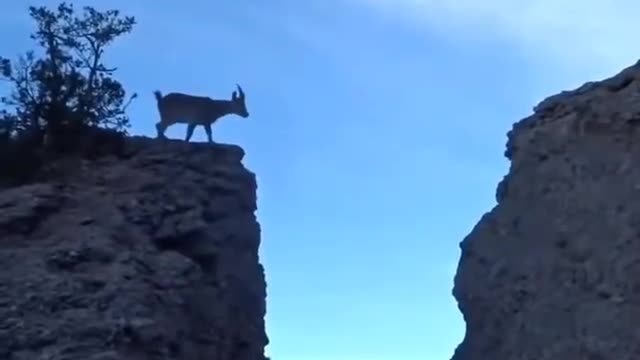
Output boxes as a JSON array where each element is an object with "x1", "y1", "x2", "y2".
[
  {"x1": 452, "y1": 59, "x2": 640, "y2": 360},
  {"x1": 0, "y1": 136, "x2": 267, "y2": 360}
]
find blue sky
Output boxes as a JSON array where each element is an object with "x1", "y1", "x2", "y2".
[{"x1": 2, "y1": 1, "x2": 640, "y2": 359}]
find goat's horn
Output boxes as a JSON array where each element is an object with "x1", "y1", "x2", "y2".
[{"x1": 236, "y1": 84, "x2": 244, "y2": 98}]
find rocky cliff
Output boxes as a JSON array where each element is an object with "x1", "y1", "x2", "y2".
[
  {"x1": 451, "y1": 60, "x2": 640, "y2": 359},
  {"x1": 0, "y1": 137, "x2": 268, "y2": 360}
]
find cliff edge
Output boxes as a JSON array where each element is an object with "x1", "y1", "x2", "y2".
[
  {"x1": 0, "y1": 137, "x2": 268, "y2": 360},
  {"x1": 451, "y1": 60, "x2": 640, "y2": 359}
]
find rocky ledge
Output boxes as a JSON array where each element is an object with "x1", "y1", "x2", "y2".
[{"x1": 0, "y1": 136, "x2": 268, "y2": 360}]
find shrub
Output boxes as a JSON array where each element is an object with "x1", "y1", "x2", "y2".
[{"x1": 0, "y1": 2, "x2": 137, "y2": 185}]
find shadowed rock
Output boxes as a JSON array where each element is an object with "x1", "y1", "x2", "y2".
[
  {"x1": 0, "y1": 136, "x2": 268, "y2": 360},
  {"x1": 452, "y1": 59, "x2": 640, "y2": 359}
]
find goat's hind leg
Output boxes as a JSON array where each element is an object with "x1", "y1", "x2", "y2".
[
  {"x1": 185, "y1": 123, "x2": 196, "y2": 142},
  {"x1": 155, "y1": 122, "x2": 168, "y2": 139}
]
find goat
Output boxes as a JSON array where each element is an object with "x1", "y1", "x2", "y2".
[{"x1": 153, "y1": 84, "x2": 249, "y2": 142}]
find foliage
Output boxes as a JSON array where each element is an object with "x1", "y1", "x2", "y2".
[{"x1": 0, "y1": 2, "x2": 137, "y2": 185}]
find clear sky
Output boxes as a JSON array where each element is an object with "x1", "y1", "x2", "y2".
[{"x1": 2, "y1": 1, "x2": 639, "y2": 359}]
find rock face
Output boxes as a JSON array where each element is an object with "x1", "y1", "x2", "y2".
[
  {"x1": 0, "y1": 137, "x2": 268, "y2": 360},
  {"x1": 451, "y1": 60, "x2": 640, "y2": 359}
]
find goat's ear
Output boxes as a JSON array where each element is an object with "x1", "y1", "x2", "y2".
[{"x1": 232, "y1": 91, "x2": 237, "y2": 100}]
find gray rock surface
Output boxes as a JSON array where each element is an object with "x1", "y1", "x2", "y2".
[
  {"x1": 452, "y1": 59, "x2": 640, "y2": 360},
  {"x1": 0, "y1": 136, "x2": 268, "y2": 360}
]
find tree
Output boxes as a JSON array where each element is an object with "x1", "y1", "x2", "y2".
[{"x1": 0, "y1": 2, "x2": 137, "y2": 150}]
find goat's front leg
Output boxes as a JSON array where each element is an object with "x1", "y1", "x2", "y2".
[
  {"x1": 204, "y1": 123, "x2": 213, "y2": 143},
  {"x1": 185, "y1": 123, "x2": 196, "y2": 142}
]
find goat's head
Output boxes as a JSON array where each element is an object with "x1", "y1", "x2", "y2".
[{"x1": 230, "y1": 84, "x2": 249, "y2": 118}]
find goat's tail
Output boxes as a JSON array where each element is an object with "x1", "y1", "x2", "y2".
[{"x1": 153, "y1": 90, "x2": 163, "y2": 103}]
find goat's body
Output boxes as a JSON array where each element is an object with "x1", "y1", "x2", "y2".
[
  {"x1": 153, "y1": 87, "x2": 248, "y2": 142},
  {"x1": 156, "y1": 92, "x2": 228, "y2": 125}
]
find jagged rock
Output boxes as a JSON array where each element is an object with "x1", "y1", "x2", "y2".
[
  {"x1": 0, "y1": 136, "x2": 268, "y2": 360},
  {"x1": 452, "y1": 60, "x2": 640, "y2": 359}
]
